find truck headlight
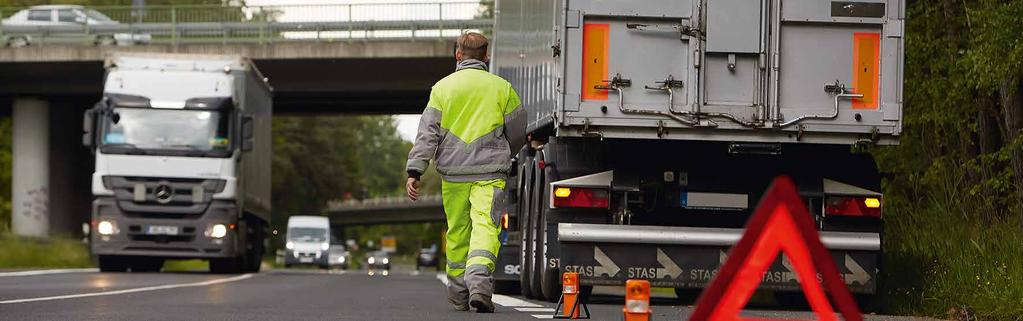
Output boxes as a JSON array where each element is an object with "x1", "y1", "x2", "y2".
[
  {"x1": 210, "y1": 224, "x2": 228, "y2": 238},
  {"x1": 97, "y1": 221, "x2": 116, "y2": 235},
  {"x1": 368, "y1": 257, "x2": 375, "y2": 264},
  {"x1": 286, "y1": 241, "x2": 294, "y2": 250},
  {"x1": 320, "y1": 242, "x2": 329, "y2": 251},
  {"x1": 338, "y1": 256, "x2": 346, "y2": 263},
  {"x1": 382, "y1": 258, "x2": 389, "y2": 265}
]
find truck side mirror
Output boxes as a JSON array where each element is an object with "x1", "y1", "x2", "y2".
[
  {"x1": 241, "y1": 114, "x2": 254, "y2": 152},
  {"x1": 82, "y1": 107, "x2": 97, "y2": 147}
]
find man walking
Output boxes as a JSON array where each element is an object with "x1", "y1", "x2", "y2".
[{"x1": 405, "y1": 32, "x2": 525, "y2": 313}]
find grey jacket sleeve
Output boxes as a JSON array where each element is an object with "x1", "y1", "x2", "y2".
[
  {"x1": 406, "y1": 106, "x2": 442, "y2": 179},
  {"x1": 503, "y1": 86, "x2": 527, "y2": 153}
]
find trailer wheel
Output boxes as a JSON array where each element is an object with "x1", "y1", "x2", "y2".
[
  {"x1": 536, "y1": 159, "x2": 562, "y2": 302},
  {"x1": 98, "y1": 255, "x2": 128, "y2": 272},
  {"x1": 528, "y1": 156, "x2": 550, "y2": 301},
  {"x1": 519, "y1": 157, "x2": 538, "y2": 299}
]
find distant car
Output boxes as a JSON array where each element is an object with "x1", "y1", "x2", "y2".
[
  {"x1": 415, "y1": 247, "x2": 440, "y2": 271},
  {"x1": 365, "y1": 251, "x2": 391, "y2": 270},
  {"x1": 328, "y1": 243, "x2": 351, "y2": 270},
  {"x1": 284, "y1": 216, "x2": 331, "y2": 269},
  {"x1": 1, "y1": 5, "x2": 151, "y2": 47}
]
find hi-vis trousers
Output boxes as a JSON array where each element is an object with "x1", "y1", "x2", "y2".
[{"x1": 442, "y1": 178, "x2": 505, "y2": 305}]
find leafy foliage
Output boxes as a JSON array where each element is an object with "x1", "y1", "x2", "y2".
[{"x1": 874, "y1": 0, "x2": 1023, "y2": 319}]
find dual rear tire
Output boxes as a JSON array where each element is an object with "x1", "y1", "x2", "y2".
[{"x1": 518, "y1": 152, "x2": 563, "y2": 302}]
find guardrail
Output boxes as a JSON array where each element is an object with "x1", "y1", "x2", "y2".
[{"x1": 0, "y1": 1, "x2": 492, "y2": 46}]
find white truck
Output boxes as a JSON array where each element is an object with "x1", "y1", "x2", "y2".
[
  {"x1": 492, "y1": 0, "x2": 902, "y2": 306},
  {"x1": 83, "y1": 53, "x2": 272, "y2": 274}
]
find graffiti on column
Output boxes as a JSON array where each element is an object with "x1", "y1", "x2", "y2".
[{"x1": 21, "y1": 185, "x2": 49, "y2": 222}]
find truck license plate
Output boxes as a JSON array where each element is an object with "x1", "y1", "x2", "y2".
[{"x1": 146, "y1": 225, "x2": 179, "y2": 235}]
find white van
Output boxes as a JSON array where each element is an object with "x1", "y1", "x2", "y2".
[{"x1": 284, "y1": 216, "x2": 330, "y2": 269}]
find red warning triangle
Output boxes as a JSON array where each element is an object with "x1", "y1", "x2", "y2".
[{"x1": 689, "y1": 176, "x2": 863, "y2": 321}]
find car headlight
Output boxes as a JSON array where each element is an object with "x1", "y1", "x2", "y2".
[
  {"x1": 97, "y1": 221, "x2": 116, "y2": 235},
  {"x1": 210, "y1": 224, "x2": 228, "y2": 238},
  {"x1": 382, "y1": 258, "x2": 389, "y2": 265},
  {"x1": 320, "y1": 242, "x2": 329, "y2": 251},
  {"x1": 285, "y1": 241, "x2": 294, "y2": 250},
  {"x1": 368, "y1": 257, "x2": 375, "y2": 264}
]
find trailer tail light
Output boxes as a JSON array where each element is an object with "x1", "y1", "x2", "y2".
[
  {"x1": 553, "y1": 187, "x2": 610, "y2": 208},
  {"x1": 825, "y1": 196, "x2": 881, "y2": 218},
  {"x1": 501, "y1": 213, "x2": 510, "y2": 230}
]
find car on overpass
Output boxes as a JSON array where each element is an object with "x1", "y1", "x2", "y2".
[{"x1": 1, "y1": 5, "x2": 150, "y2": 47}]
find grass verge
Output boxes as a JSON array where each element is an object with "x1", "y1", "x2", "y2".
[
  {"x1": 0, "y1": 233, "x2": 93, "y2": 269},
  {"x1": 879, "y1": 175, "x2": 1023, "y2": 320}
]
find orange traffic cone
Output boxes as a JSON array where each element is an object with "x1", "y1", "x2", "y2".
[
  {"x1": 623, "y1": 279, "x2": 651, "y2": 321},
  {"x1": 553, "y1": 272, "x2": 589, "y2": 319}
]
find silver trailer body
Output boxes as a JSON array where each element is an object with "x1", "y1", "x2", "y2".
[
  {"x1": 493, "y1": 0, "x2": 903, "y2": 302},
  {"x1": 85, "y1": 53, "x2": 272, "y2": 273},
  {"x1": 494, "y1": 0, "x2": 903, "y2": 145}
]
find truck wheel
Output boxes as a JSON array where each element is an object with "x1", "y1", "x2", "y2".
[
  {"x1": 536, "y1": 161, "x2": 561, "y2": 302},
  {"x1": 518, "y1": 158, "x2": 537, "y2": 299},
  {"x1": 528, "y1": 158, "x2": 548, "y2": 300},
  {"x1": 98, "y1": 255, "x2": 128, "y2": 272},
  {"x1": 243, "y1": 220, "x2": 265, "y2": 273}
]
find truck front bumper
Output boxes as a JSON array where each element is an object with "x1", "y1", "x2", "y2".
[
  {"x1": 558, "y1": 223, "x2": 880, "y2": 294},
  {"x1": 90, "y1": 197, "x2": 240, "y2": 259}
]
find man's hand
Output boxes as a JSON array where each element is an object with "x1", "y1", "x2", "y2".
[{"x1": 406, "y1": 177, "x2": 421, "y2": 201}]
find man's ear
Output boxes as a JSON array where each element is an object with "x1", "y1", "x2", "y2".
[{"x1": 455, "y1": 49, "x2": 463, "y2": 61}]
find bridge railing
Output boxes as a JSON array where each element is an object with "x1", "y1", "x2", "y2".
[
  {"x1": 326, "y1": 194, "x2": 442, "y2": 212},
  {"x1": 0, "y1": 1, "x2": 492, "y2": 46}
]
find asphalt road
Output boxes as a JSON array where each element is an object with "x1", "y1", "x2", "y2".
[{"x1": 0, "y1": 267, "x2": 942, "y2": 321}]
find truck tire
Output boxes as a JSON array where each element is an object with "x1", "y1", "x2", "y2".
[
  {"x1": 536, "y1": 159, "x2": 562, "y2": 302},
  {"x1": 518, "y1": 158, "x2": 537, "y2": 299},
  {"x1": 243, "y1": 219, "x2": 265, "y2": 273},
  {"x1": 98, "y1": 255, "x2": 128, "y2": 272},
  {"x1": 527, "y1": 158, "x2": 548, "y2": 300}
]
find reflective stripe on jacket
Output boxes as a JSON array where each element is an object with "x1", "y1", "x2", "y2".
[{"x1": 406, "y1": 59, "x2": 525, "y2": 182}]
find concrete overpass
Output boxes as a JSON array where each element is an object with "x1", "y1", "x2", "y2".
[
  {"x1": 325, "y1": 195, "x2": 444, "y2": 227},
  {"x1": 0, "y1": 1, "x2": 491, "y2": 237}
]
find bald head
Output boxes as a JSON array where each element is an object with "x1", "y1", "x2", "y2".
[{"x1": 456, "y1": 32, "x2": 489, "y2": 62}]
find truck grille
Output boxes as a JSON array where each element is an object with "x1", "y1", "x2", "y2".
[{"x1": 104, "y1": 176, "x2": 226, "y2": 215}]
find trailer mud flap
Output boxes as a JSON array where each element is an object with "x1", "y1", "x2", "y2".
[
  {"x1": 560, "y1": 242, "x2": 877, "y2": 293},
  {"x1": 493, "y1": 244, "x2": 522, "y2": 281}
]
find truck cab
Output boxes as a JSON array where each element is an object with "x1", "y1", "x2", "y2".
[{"x1": 84, "y1": 53, "x2": 272, "y2": 274}]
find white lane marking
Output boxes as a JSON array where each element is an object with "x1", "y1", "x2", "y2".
[
  {"x1": 0, "y1": 273, "x2": 254, "y2": 304},
  {"x1": 0, "y1": 268, "x2": 99, "y2": 277},
  {"x1": 492, "y1": 294, "x2": 541, "y2": 308},
  {"x1": 516, "y1": 307, "x2": 555, "y2": 312},
  {"x1": 530, "y1": 314, "x2": 555, "y2": 319}
]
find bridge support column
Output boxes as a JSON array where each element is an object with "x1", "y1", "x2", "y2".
[{"x1": 11, "y1": 98, "x2": 50, "y2": 237}]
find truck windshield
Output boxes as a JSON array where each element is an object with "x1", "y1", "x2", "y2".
[
  {"x1": 288, "y1": 228, "x2": 327, "y2": 243},
  {"x1": 100, "y1": 107, "x2": 231, "y2": 157}
]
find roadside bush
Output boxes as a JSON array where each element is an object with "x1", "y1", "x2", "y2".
[{"x1": 0, "y1": 233, "x2": 92, "y2": 269}]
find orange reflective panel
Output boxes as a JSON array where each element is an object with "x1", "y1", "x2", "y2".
[
  {"x1": 852, "y1": 32, "x2": 880, "y2": 109},
  {"x1": 581, "y1": 23, "x2": 610, "y2": 101}
]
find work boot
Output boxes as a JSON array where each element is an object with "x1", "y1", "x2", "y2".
[
  {"x1": 452, "y1": 303, "x2": 469, "y2": 312},
  {"x1": 469, "y1": 293, "x2": 495, "y2": 313}
]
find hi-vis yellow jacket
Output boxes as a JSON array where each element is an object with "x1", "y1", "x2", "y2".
[{"x1": 406, "y1": 59, "x2": 525, "y2": 182}]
